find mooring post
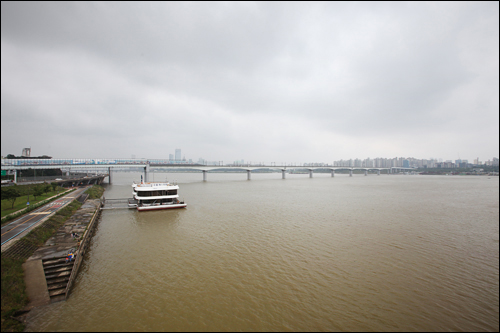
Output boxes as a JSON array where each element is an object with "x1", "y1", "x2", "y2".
[
  {"x1": 349, "y1": 170, "x2": 353, "y2": 177},
  {"x1": 108, "y1": 167, "x2": 112, "y2": 184},
  {"x1": 309, "y1": 169, "x2": 313, "y2": 178},
  {"x1": 203, "y1": 170, "x2": 207, "y2": 181},
  {"x1": 282, "y1": 169, "x2": 286, "y2": 179},
  {"x1": 331, "y1": 170, "x2": 335, "y2": 177},
  {"x1": 247, "y1": 170, "x2": 251, "y2": 180},
  {"x1": 377, "y1": 170, "x2": 380, "y2": 176},
  {"x1": 365, "y1": 170, "x2": 368, "y2": 176}
]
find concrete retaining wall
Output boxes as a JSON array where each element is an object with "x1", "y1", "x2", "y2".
[{"x1": 64, "y1": 200, "x2": 102, "y2": 300}]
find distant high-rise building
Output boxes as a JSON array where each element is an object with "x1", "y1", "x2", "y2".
[
  {"x1": 175, "y1": 149, "x2": 181, "y2": 161},
  {"x1": 22, "y1": 148, "x2": 31, "y2": 157}
]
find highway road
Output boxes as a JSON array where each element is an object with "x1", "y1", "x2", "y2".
[{"x1": 1, "y1": 187, "x2": 88, "y2": 247}]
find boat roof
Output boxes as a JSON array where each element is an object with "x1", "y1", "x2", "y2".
[{"x1": 133, "y1": 182, "x2": 178, "y2": 189}]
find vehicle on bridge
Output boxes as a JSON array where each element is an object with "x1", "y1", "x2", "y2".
[{"x1": 130, "y1": 181, "x2": 186, "y2": 211}]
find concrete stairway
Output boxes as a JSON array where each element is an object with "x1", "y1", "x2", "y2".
[{"x1": 42, "y1": 255, "x2": 76, "y2": 303}]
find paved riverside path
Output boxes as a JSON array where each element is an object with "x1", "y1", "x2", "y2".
[{"x1": 1, "y1": 187, "x2": 88, "y2": 251}]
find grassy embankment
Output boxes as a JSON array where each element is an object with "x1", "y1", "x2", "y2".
[
  {"x1": 84, "y1": 185, "x2": 106, "y2": 200},
  {"x1": 1, "y1": 185, "x2": 105, "y2": 332}
]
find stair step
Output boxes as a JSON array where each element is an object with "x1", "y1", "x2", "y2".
[
  {"x1": 43, "y1": 259, "x2": 66, "y2": 266},
  {"x1": 44, "y1": 266, "x2": 73, "y2": 275},
  {"x1": 43, "y1": 254, "x2": 77, "y2": 264},
  {"x1": 49, "y1": 288, "x2": 67, "y2": 297},
  {"x1": 47, "y1": 276, "x2": 69, "y2": 286},
  {"x1": 50, "y1": 294, "x2": 66, "y2": 303},
  {"x1": 47, "y1": 282, "x2": 68, "y2": 291},
  {"x1": 44, "y1": 262, "x2": 74, "y2": 270},
  {"x1": 45, "y1": 270, "x2": 72, "y2": 279},
  {"x1": 43, "y1": 261, "x2": 75, "y2": 271},
  {"x1": 43, "y1": 255, "x2": 72, "y2": 262}
]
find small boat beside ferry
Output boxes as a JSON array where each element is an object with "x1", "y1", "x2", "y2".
[{"x1": 129, "y1": 180, "x2": 187, "y2": 211}]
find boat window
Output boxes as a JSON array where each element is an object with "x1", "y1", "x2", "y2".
[{"x1": 137, "y1": 190, "x2": 170, "y2": 197}]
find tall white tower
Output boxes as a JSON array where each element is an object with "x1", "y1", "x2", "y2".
[{"x1": 22, "y1": 148, "x2": 31, "y2": 157}]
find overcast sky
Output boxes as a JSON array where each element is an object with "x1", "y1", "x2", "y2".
[{"x1": 1, "y1": 2, "x2": 498, "y2": 163}]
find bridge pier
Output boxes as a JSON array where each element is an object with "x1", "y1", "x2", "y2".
[
  {"x1": 203, "y1": 170, "x2": 207, "y2": 181},
  {"x1": 349, "y1": 170, "x2": 352, "y2": 177},
  {"x1": 144, "y1": 164, "x2": 150, "y2": 183},
  {"x1": 282, "y1": 169, "x2": 286, "y2": 179},
  {"x1": 247, "y1": 170, "x2": 251, "y2": 180},
  {"x1": 331, "y1": 170, "x2": 335, "y2": 177}
]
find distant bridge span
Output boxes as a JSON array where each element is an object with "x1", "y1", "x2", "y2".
[{"x1": 1, "y1": 158, "x2": 414, "y2": 183}]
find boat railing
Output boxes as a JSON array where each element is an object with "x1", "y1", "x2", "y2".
[{"x1": 136, "y1": 181, "x2": 178, "y2": 187}]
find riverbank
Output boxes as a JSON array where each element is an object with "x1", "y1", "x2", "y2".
[{"x1": 0, "y1": 185, "x2": 104, "y2": 332}]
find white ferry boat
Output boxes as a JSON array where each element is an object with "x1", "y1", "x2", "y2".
[{"x1": 129, "y1": 180, "x2": 187, "y2": 211}]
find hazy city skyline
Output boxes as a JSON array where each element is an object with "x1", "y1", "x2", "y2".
[
  {"x1": 1, "y1": 2, "x2": 498, "y2": 163},
  {"x1": 2, "y1": 147, "x2": 498, "y2": 169}
]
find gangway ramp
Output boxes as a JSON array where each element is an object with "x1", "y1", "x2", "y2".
[{"x1": 102, "y1": 198, "x2": 135, "y2": 210}]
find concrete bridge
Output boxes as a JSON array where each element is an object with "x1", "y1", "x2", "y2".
[
  {"x1": 1, "y1": 158, "x2": 415, "y2": 183},
  {"x1": 144, "y1": 165, "x2": 390, "y2": 181}
]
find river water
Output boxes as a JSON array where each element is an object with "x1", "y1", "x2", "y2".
[{"x1": 25, "y1": 173, "x2": 499, "y2": 331}]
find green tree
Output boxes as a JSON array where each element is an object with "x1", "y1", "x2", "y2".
[
  {"x1": 50, "y1": 182, "x2": 58, "y2": 192},
  {"x1": 33, "y1": 185, "x2": 45, "y2": 200},
  {"x1": 2, "y1": 186, "x2": 21, "y2": 209},
  {"x1": 43, "y1": 184, "x2": 52, "y2": 194},
  {"x1": 18, "y1": 184, "x2": 31, "y2": 197}
]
